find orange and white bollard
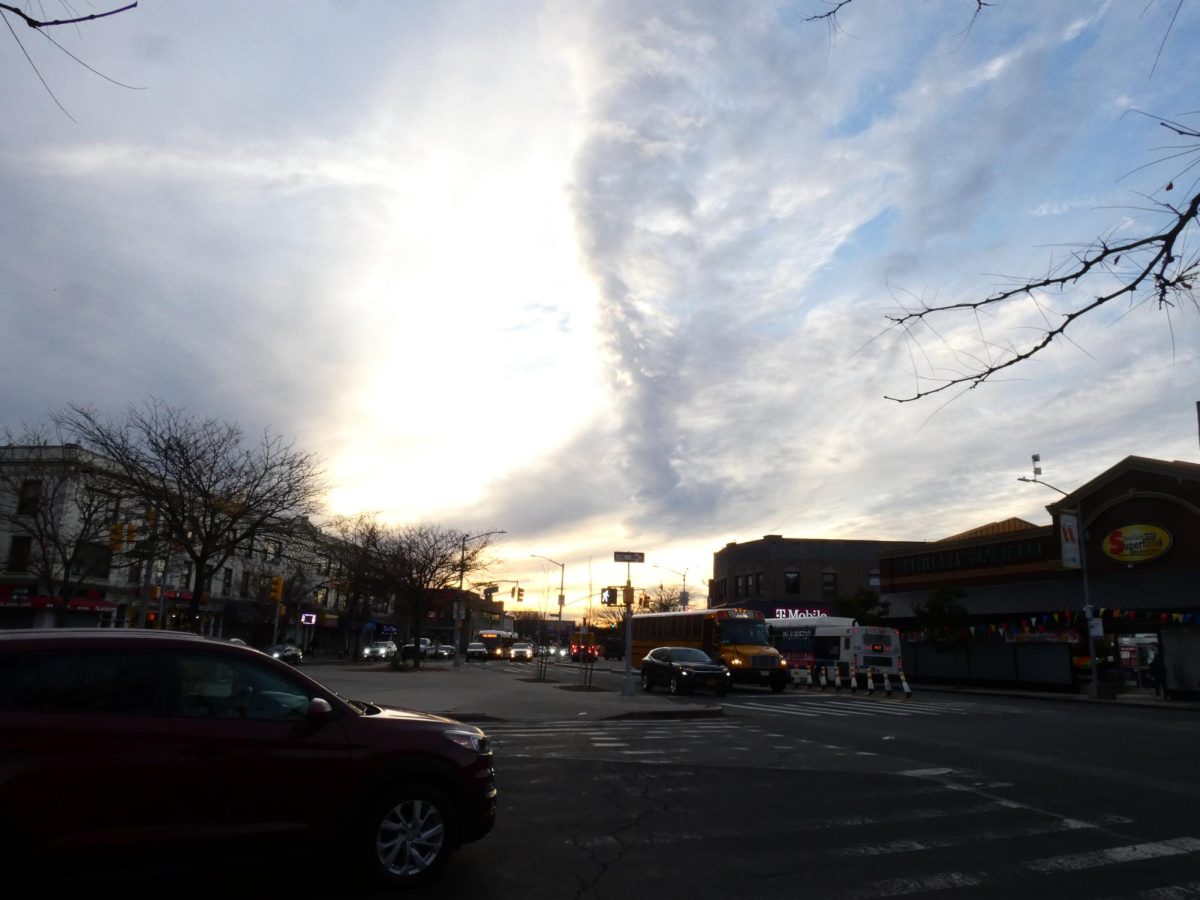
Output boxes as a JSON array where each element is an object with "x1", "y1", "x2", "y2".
[
  {"x1": 849, "y1": 664, "x2": 858, "y2": 694},
  {"x1": 818, "y1": 664, "x2": 828, "y2": 690},
  {"x1": 883, "y1": 672, "x2": 892, "y2": 697},
  {"x1": 866, "y1": 670, "x2": 875, "y2": 695},
  {"x1": 900, "y1": 670, "x2": 912, "y2": 698}
]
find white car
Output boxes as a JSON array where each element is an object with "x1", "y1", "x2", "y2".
[
  {"x1": 362, "y1": 640, "x2": 397, "y2": 661},
  {"x1": 509, "y1": 642, "x2": 533, "y2": 662}
]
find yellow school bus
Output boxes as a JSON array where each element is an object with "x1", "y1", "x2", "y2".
[{"x1": 631, "y1": 607, "x2": 788, "y2": 692}]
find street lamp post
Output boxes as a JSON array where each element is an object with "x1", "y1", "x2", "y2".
[
  {"x1": 651, "y1": 564, "x2": 689, "y2": 608},
  {"x1": 530, "y1": 555, "x2": 565, "y2": 637},
  {"x1": 454, "y1": 530, "x2": 506, "y2": 668},
  {"x1": 1019, "y1": 455, "x2": 1099, "y2": 699}
]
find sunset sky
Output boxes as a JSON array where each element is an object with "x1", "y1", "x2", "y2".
[{"x1": 3, "y1": 1, "x2": 1198, "y2": 618}]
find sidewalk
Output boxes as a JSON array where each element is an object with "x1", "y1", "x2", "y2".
[
  {"x1": 908, "y1": 680, "x2": 1200, "y2": 711},
  {"x1": 303, "y1": 657, "x2": 723, "y2": 723}
]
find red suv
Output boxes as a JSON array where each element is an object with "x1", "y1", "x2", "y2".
[{"x1": 0, "y1": 629, "x2": 497, "y2": 891}]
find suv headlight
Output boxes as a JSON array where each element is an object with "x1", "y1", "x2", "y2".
[{"x1": 445, "y1": 730, "x2": 490, "y2": 754}]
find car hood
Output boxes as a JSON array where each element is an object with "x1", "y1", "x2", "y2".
[{"x1": 354, "y1": 702, "x2": 466, "y2": 727}]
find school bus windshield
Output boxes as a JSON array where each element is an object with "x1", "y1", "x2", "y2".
[{"x1": 719, "y1": 619, "x2": 771, "y2": 646}]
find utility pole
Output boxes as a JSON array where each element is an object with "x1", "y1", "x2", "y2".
[{"x1": 454, "y1": 530, "x2": 506, "y2": 667}]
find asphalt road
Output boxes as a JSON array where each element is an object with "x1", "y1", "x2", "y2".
[
  {"x1": 399, "y1": 669, "x2": 1200, "y2": 900},
  {"x1": 49, "y1": 663, "x2": 1199, "y2": 900}
]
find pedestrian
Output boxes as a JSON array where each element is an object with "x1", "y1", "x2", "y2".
[{"x1": 1149, "y1": 643, "x2": 1167, "y2": 699}]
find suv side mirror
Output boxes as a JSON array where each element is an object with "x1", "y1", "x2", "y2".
[{"x1": 307, "y1": 697, "x2": 334, "y2": 720}]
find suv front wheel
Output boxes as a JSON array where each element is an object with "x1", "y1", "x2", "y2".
[{"x1": 363, "y1": 784, "x2": 457, "y2": 887}]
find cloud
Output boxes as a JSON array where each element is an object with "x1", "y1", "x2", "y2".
[{"x1": 3, "y1": 0, "x2": 1198, "y2": 606}]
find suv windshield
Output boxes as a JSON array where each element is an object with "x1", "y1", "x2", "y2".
[{"x1": 673, "y1": 648, "x2": 714, "y2": 663}]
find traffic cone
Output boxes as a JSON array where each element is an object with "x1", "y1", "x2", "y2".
[
  {"x1": 866, "y1": 670, "x2": 875, "y2": 695},
  {"x1": 900, "y1": 670, "x2": 912, "y2": 698},
  {"x1": 849, "y1": 664, "x2": 858, "y2": 693},
  {"x1": 806, "y1": 666, "x2": 815, "y2": 689},
  {"x1": 818, "y1": 664, "x2": 828, "y2": 690},
  {"x1": 883, "y1": 672, "x2": 892, "y2": 697}
]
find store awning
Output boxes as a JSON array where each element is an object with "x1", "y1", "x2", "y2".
[{"x1": 883, "y1": 570, "x2": 1200, "y2": 620}]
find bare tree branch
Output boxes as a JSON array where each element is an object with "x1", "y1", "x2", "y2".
[
  {"x1": 884, "y1": 179, "x2": 1200, "y2": 402},
  {"x1": 0, "y1": 2, "x2": 136, "y2": 29}
]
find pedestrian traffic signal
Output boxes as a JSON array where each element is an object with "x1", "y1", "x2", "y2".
[
  {"x1": 269, "y1": 576, "x2": 284, "y2": 601},
  {"x1": 601, "y1": 587, "x2": 618, "y2": 605}
]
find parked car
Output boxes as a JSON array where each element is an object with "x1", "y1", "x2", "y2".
[
  {"x1": 0, "y1": 629, "x2": 497, "y2": 892},
  {"x1": 466, "y1": 642, "x2": 488, "y2": 661},
  {"x1": 400, "y1": 638, "x2": 432, "y2": 660},
  {"x1": 640, "y1": 646, "x2": 732, "y2": 696},
  {"x1": 362, "y1": 640, "x2": 398, "y2": 661},
  {"x1": 267, "y1": 643, "x2": 303, "y2": 665},
  {"x1": 509, "y1": 642, "x2": 533, "y2": 662}
]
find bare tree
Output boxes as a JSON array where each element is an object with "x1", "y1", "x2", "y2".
[
  {"x1": 640, "y1": 583, "x2": 684, "y2": 613},
  {"x1": 0, "y1": 433, "x2": 135, "y2": 624},
  {"x1": 375, "y1": 523, "x2": 500, "y2": 670},
  {"x1": 324, "y1": 513, "x2": 395, "y2": 659},
  {"x1": 808, "y1": 1, "x2": 1198, "y2": 402},
  {"x1": 58, "y1": 401, "x2": 326, "y2": 631},
  {"x1": 593, "y1": 604, "x2": 628, "y2": 629}
]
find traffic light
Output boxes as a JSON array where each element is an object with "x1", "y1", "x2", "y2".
[
  {"x1": 109, "y1": 523, "x2": 125, "y2": 552},
  {"x1": 517, "y1": 587, "x2": 524, "y2": 602},
  {"x1": 269, "y1": 576, "x2": 284, "y2": 601},
  {"x1": 124, "y1": 522, "x2": 138, "y2": 545},
  {"x1": 622, "y1": 585, "x2": 635, "y2": 607}
]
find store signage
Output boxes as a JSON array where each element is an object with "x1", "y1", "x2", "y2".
[
  {"x1": 1103, "y1": 525, "x2": 1171, "y2": 564},
  {"x1": 1060, "y1": 512, "x2": 1081, "y2": 569}
]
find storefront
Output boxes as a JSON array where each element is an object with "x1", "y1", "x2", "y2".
[{"x1": 880, "y1": 456, "x2": 1200, "y2": 697}]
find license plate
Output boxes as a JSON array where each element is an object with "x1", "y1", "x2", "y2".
[{"x1": 703, "y1": 678, "x2": 715, "y2": 687}]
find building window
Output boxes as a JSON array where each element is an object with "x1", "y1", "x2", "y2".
[
  {"x1": 239, "y1": 571, "x2": 251, "y2": 599},
  {"x1": 16, "y1": 481, "x2": 42, "y2": 516},
  {"x1": 71, "y1": 542, "x2": 111, "y2": 578},
  {"x1": 734, "y1": 575, "x2": 744, "y2": 598},
  {"x1": 784, "y1": 572, "x2": 800, "y2": 595},
  {"x1": 221, "y1": 567, "x2": 233, "y2": 597},
  {"x1": 6, "y1": 536, "x2": 32, "y2": 572},
  {"x1": 754, "y1": 573, "x2": 763, "y2": 596},
  {"x1": 822, "y1": 569, "x2": 837, "y2": 594}
]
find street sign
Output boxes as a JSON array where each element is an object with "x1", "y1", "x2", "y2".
[{"x1": 614, "y1": 551, "x2": 644, "y2": 563}]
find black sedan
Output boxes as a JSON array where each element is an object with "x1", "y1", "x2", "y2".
[
  {"x1": 639, "y1": 646, "x2": 731, "y2": 696},
  {"x1": 265, "y1": 643, "x2": 303, "y2": 665}
]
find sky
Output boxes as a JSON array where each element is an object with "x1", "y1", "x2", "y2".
[{"x1": 3, "y1": 1, "x2": 1199, "y2": 618}]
